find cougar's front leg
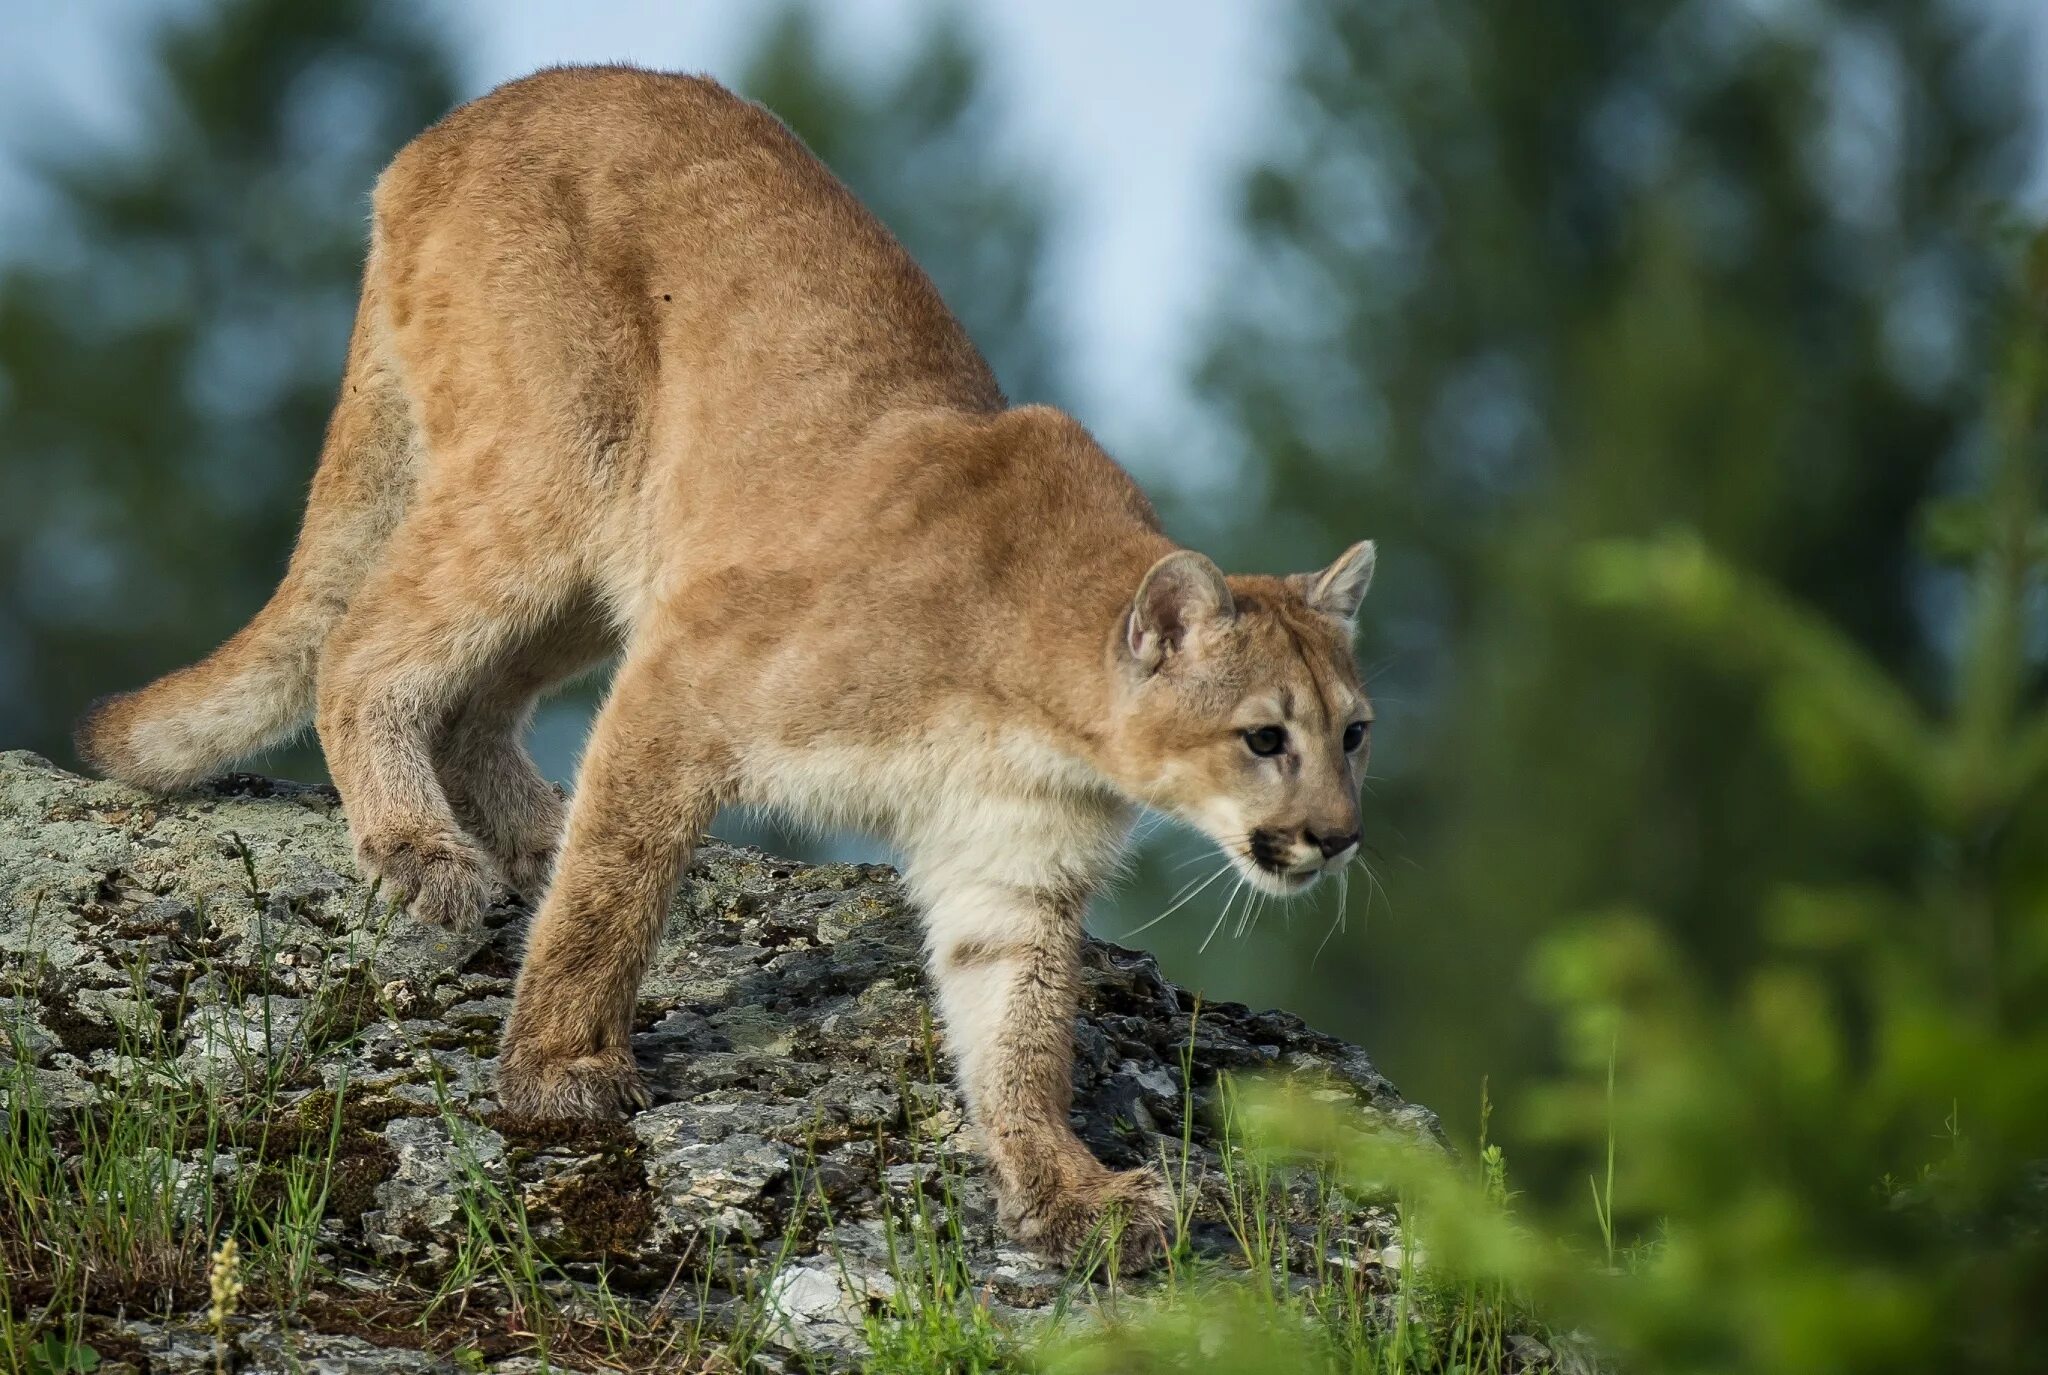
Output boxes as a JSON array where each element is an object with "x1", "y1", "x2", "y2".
[
  {"x1": 497, "y1": 646, "x2": 725, "y2": 1118},
  {"x1": 919, "y1": 876, "x2": 1173, "y2": 1267}
]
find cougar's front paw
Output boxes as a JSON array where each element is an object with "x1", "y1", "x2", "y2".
[
  {"x1": 1004, "y1": 1165, "x2": 1175, "y2": 1271},
  {"x1": 496, "y1": 1045, "x2": 650, "y2": 1120},
  {"x1": 357, "y1": 827, "x2": 498, "y2": 928}
]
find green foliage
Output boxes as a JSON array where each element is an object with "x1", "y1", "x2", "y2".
[
  {"x1": 21, "y1": 1333, "x2": 97, "y2": 1375},
  {"x1": 1524, "y1": 270, "x2": 2048, "y2": 1372},
  {"x1": 1037, "y1": 1073, "x2": 1547, "y2": 1375},
  {"x1": 847, "y1": 1165, "x2": 1017, "y2": 1375}
]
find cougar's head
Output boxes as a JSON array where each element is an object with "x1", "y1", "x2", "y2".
[{"x1": 1109, "y1": 541, "x2": 1376, "y2": 896}]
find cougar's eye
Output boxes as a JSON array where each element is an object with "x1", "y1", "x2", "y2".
[
  {"x1": 1343, "y1": 720, "x2": 1370, "y2": 752},
  {"x1": 1244, "y1": 725, "x2": 1288, "y2": 757}
]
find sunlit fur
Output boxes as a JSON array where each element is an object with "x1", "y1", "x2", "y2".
[{"x1": 70, "y1": 66, "x2": 1375, "y2": 1270}]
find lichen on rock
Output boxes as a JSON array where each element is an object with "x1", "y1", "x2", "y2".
[{"x1": 0, "y1": 750, "x2": 1443, "y2": 1371}]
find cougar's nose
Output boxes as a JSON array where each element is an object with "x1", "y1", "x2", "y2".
[{"x1": 1307, "y1": 828, "x2": 1361, "y2": 861}]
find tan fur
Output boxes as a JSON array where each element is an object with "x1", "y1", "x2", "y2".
[{"x1": 73, "y1": 67, "x2": 1377, "y2": 1266}]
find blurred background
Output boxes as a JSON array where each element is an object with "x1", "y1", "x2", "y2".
[{"x1": 3, "y1": 0, "x2": 2045, "y2": 1221}]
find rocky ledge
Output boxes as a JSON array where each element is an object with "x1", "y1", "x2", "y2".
[{"x1": 0, "y1": 750, "x2": 1442, "y2": 1372}]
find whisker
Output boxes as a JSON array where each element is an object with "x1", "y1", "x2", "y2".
[
  {"x1": 1165, "y1": 834, "x2": 1252, "y2": 875},
  {"x1": 1359, "y1": 819, "x2": 1424, "y2": 869},
  {"x1": 1314, "y1": 868, "x2": 1351, "y2": 965},
  {"x1": 1162, "y1": 865, "x2": 1220, "y2": 906},
  {"x1": 1239, "y1": 883, "x2": 1275, "y2": 940},
  {"x1": 1245, "y1": 889, "x2": 1273, "y2": 939},
  {"x1": 1200, "y1": 875, "x2": 1248, "y2": 954},
  {"x1": 1360, "y1": 856, "x2": 1390, "y2": 922},
  {"x1": 1117, "y1": 861, "x2": 1233, "y2": 940}
]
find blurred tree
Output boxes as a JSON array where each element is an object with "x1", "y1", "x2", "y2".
[
  {"x1": 0, "y1": 0, "x2": 460, "y2": 778},
  {"x1": 1151, "y1": 0, "x2": 2035, "y2": 1152}
]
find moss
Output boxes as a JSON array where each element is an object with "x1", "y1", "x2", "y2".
[
  {"x1": 492, "y1": 1113, "x2": 638, "y2": 1153},
  {"x1": 492, "y1": 1116, "x2": 656, "y2": 1260},
  {"x1": 543, "y1": 1149, "x2": 656, "y2": 1258},
  {"x1": 219, "y1": 1085, "x2": 428, "y2": 1228},
  {"x1": 464, "y1": 944, "x2": 522, "y2": 980},
  {"x1": 299, "y1": 969, "x2": 382, "y2": 1051},
  {"x1": 319, "y1": 1142, "x2": 399, "y2": 1226},
  {"x1": 284, "y1": 1084, "x2": 425, "y2": 1143}
]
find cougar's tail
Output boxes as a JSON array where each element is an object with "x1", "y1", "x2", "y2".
[{"x1": 76, "y1": 281, "x2": 414, "y2": 790}]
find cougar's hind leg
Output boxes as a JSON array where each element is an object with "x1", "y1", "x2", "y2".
[
  {"x1": 315, "y1": 494, "x2": 582, "y2": 929},
  {"x1": 434, "y1": 606, "x2": 618, "y2": 900}
]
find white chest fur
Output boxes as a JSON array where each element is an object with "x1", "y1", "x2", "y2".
[{"x1": 735, "y1": 716, "x2": 1132, "y2": 899}]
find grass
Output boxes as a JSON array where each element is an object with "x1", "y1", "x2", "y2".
[
  {"x1": 0, "y1": 881, "x2": 1563, "y2": 1375},
  {"x1": 1588, "y1": 1035, "x2": 1616, "y2": 1276},
  {"x1": 1034, "y1": 1071, "x2": 1556, "y2": 1375}
]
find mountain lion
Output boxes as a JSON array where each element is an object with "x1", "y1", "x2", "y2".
[{"x1": 77, "y1": 66, "x2": 1376, "y2": 1265}]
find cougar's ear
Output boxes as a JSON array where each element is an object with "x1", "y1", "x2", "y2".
[
  {"x1": 1126, "y1": 550, "x2": 1235, "y2": 672},
  {"x1": 1297, "y1": 540, "x2": 1376, "y2": 626}
]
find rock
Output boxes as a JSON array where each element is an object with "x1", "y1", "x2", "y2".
[
  {"x1": 765, "y1": 1261, "x2": 868, "y2": 1350},
  {"x1": 0, "y1": 750, "x2": 1444, "y2": 1370},
  {"x1": 362, "y1": 1115, "x2": 508, "y2": 1266}
]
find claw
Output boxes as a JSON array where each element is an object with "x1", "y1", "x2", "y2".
[
  {"x1": 496, "y1": 1049, "x2": 647, "y2": 1120},
  {"x1": 1004, "y1": 1164, "x2": 1177, "y2": 1271}
]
